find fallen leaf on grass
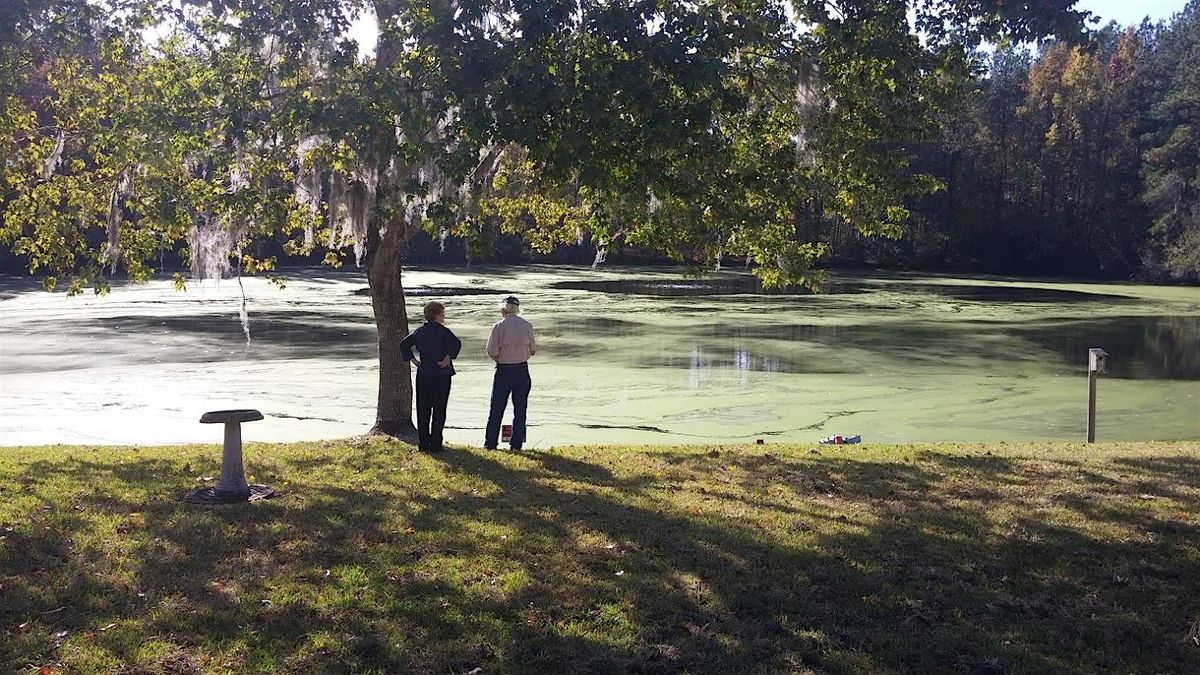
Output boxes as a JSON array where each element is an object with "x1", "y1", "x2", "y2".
[
  {"x1": 684, "y1": 622, "x2": 715, "y2": 638},
  {"x1": 615, "y1": 570, "x2": 625, "y2": 576},
  {"x1": 99, "y1": 623, "x2": 117, "y2": 632},
  {"x1": 1139, "y1": 494, "x2": 1157, "y2": 500}
]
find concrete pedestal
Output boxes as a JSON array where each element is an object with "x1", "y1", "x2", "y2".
[{"x1": 184, "y1": 409, "x2": 274, "y2": 505}]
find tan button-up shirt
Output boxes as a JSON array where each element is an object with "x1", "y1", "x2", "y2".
[{"x1": 486, "y1": 314, "x2": 537, "y2": 364}]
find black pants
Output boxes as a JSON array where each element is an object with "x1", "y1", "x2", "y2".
[
  {"x1": 485, "y1": 363, "x2": 531, "y2": 449},
  {"x1": 416, "y1": 372, "x2": 452, "y2": 450}
]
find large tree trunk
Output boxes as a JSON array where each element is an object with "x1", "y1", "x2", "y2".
[
  {"x1": 366, "y1": 220, "x2": 417, "y2": 439},
  {"x1": 364, "y1": 2, "x2": 417, "y2": 439}
]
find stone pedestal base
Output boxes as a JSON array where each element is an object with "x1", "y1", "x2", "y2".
[
  {"x1": 184, "y1": 483, "x2": 275, "y2": 505},
  {"x1": 184, "y1": 409, "x2": 273, "y2": 505}
]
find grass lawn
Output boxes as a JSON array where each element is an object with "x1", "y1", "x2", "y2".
[{"x1": 1, "y1": 440, "x2": 1198, "y2": 674}]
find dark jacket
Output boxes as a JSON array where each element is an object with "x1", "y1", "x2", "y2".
[{"x1": 400, "y1": 322, "x2": 462, "y2": 377}]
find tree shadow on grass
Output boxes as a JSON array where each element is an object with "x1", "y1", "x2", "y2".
[
  {"x1": 1, "y1": 445, "x2": 1199, "y2": 673},
  {"x1": 420, "y1": 448, "x2": 1200, "y2": 673}
]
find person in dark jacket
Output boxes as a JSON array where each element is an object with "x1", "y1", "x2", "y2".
[{"x1": 399, "y1": 301, "x2": 462, "y2": 452}]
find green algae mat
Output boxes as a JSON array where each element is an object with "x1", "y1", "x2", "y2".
[{"x1": 4, "y1": 267, "x2": 1199, "y2": 446}]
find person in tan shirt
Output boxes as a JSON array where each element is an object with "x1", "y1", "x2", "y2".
[{"x1": 484, "y1": 296, "x2": 536, "y2": 450}]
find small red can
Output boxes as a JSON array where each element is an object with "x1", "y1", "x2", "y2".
[{"x1": 501, "y1": 424, "x2": 513, "y2": 442}]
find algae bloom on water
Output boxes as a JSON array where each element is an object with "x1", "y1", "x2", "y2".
[{"x1": 0, "y1": 266, "x2": 1197, "y2": 446}]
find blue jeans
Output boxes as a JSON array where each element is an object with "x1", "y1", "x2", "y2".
[{"x1": 486, "y1": 363, "x2": 531, "y2": 449}]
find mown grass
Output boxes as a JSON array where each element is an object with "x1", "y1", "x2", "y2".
[{"x1": 1, "y1": 440, "x2": 1198, "y2": 674}]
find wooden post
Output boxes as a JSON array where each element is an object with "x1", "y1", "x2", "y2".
[
  {"x1": 1087, "y1": 370, "x2": 1098, "y2": 443},
  {"x1": 1087, "y1": 348, "x2": 1107, "y2": 444}
]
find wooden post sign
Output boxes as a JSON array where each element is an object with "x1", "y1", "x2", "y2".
[{"x1": 1087, "y1": 348, "x2": 1108, "y2": 443}]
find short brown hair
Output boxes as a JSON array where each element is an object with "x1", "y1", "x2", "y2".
[{"x1": 423, "y1": 301, "x2": 445, "y2": 322}]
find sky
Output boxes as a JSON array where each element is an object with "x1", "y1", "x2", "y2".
[{"x1": 1079, "y1": 0, "x2": 1188, "y2": 26}]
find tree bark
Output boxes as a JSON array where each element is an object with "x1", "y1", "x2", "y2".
[
  {"x1": 366, "y1": 220, "x2": 417, "y2": 439},
  {"x1": 363, "y1": 2, "x2": 417, "y2": 439}
]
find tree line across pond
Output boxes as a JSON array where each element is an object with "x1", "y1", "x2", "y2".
[
  {"x1": 896, "y1": 8, "x2": 1199, "y2": 283},
  {"x1": 0, "y1": 0, "x2": 1193, "y2": 435}
]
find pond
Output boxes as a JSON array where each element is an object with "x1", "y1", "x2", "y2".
[{"x1": 1, "y1": 266, "x2": 1198, "y2": 446}]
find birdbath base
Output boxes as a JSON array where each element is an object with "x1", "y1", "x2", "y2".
[
  {"x1": 184, "y1": 484, "x2": 275, "y2": 505},
  {"x1": 184, "y1": 408, "x2": 273, "y2": 505}
]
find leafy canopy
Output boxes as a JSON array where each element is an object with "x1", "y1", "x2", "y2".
[{"x1": 0, "y1": 0, "x2": 1090, "y2": 293}]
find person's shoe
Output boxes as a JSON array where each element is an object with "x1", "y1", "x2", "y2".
[
  {"x1": 509, "y1": 444, "x2": 522, "y2": 452},
  {"x1": 484, "y1": 444, "x2": 498, "y2": 450},
  {"x1": 428, "y1": 444, "x2": 446, "y2": 453}
]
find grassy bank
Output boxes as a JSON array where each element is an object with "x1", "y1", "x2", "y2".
[{"x1": 1, "y1": 441, "x2": 1198, "y2": 674}]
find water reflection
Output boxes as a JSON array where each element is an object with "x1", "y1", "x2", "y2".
[
  {"x1": 551, "y1": 277, "x2": 869, "y2": 296},
  {"x1": 89, "y1": 312, "x2": 378, "y2": 362},
  {"x1": 682, "y1": 346, "x2": 787, "y2": 386},
  {"x1": 49, "y1": 301, "x2": 1200, "y2": 383},
  {"x1": 1015, "y1": 315, "x2": 1200, "y2": 380},
  {"x1": 899, "y1": 284, "x2": 1139, "y2": 304},
  {"x1": 548, "y1": 314, "x2": 1200, "y2": 380},
  {"x1": 351, "y1": 286, "x2": 514, "y2": 297},
  {"x1": 734, "y1": 349, "x2": 750, "y2": 371},
  {"x1": 551, "y1": 276, "x2": 1139, "y2": 303}
]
